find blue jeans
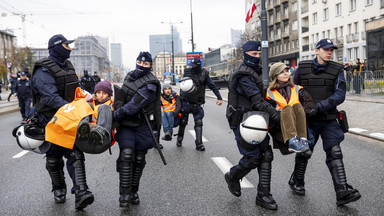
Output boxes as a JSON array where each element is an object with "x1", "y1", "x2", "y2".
[{"x1": 162, "y1": 111, "x2": 175, "y2": 133}]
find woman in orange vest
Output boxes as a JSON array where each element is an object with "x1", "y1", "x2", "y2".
[
  {"x1": 76, "y1": 80, "x2": 114, "y2": 154},
  {"x1": 266, "y1": 62, "x2": 315, "y2": 155},
  {"x1": 160, "y1": 84, "x2": 181, "y2": 141}
]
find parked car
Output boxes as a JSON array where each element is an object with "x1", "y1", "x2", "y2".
[{"x1": 208, "y1": 76, "x2": 229, "y2": 89}]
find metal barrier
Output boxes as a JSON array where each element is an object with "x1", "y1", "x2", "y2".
[{"x1": 345, "y1": 70, "x2": 384, "y2": 95}]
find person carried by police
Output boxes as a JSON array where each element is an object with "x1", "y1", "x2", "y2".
[
  {"x1": 224, "y1": 41, "x2": 279, "y2": 210},
  {"x1": 292, "y1": 38, "x2": 361, "y2": 206},
  {"x1": 112, "y1": 51, "x2": 162, "y2": 208},
  {"x1": 266, "y1": 62, "x2": 315, "y2": 155},
  {"x1": 30, "y1": 34, "x2": 94, "y2": 210},
  {"x1": 79, "y1": 69, "x2": 96, "y2": 93},
  {"x1": 176, "y1": 58, "x2": 223, "y2": 151}
]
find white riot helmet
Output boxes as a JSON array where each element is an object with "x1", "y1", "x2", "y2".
[
  {"x1": 179, "y1": 77, "x2": 196, "y2": 93},
  {"x1": 13, "y1": 124, "x2": 50, "y2": 154},
  {"x1": 239, "y1": 111, "x2": 269, "y2": 150}
]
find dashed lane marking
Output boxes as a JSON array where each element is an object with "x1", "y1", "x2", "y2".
[
  {"x1": 12, "y1": 150, "x2": 29, "y2": 159},
  {"x1": 188, "y1": 130, "x2": 208, "y2": 142},
  {"x1": 211, "y1": 157, "x2": 254, "y2": 188},
  {"x1": 349, "y1": 128, "x2": 368, "y2": 133},
  {"x1": 369, "y1": 133, "x2": 384, "y2": 140}
]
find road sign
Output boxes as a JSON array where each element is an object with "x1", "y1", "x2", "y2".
[{"x1": 186, "y1": 52, "x2": 203, "y2": 66}]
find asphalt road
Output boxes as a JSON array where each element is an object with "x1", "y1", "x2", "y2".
[{"x1": 1, "y1": 98, "x2": 383, "y2": 216}]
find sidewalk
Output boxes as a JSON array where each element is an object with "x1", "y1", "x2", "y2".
[{"x1": 2, "y1": 86, "x2": 383, "y2": 142}]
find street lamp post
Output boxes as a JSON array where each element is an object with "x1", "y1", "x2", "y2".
[
  {"x1": 155, "y1": 42, "x2": 169, "y2": 80},
  {"x1": 161, "y1": 21, "x2": 182, "y2": 85}
]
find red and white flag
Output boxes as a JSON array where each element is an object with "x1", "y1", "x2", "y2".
[{"x1": 245, "y1": 1, "x2": 257, "y2": 23}]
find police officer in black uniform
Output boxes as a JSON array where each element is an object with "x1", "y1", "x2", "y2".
[
  {"x1": 79, "y1": 69, "x2": 96, "y2": 93},
  {"x1": 15, "y1": 72, "x2": 32, "y2": 120},
  {"x1": 113, "y1": 51, "x2": 161, "y2": 208},
  {"x1": 23, "y1": 67, "x2": 32, "y2": 79},
  {"x1": 93, "y1": 71, "x2": 101, "y2": 85},
  {"x1": 292, "y1": 38, "x2": 361, "y2": 205},
  {"x1": 8, "y1": 72, "x2": 17, "y2": 101},
  {"x1": 176, "y1": 58, "x2": 222, "y2": 151},
  {"x1": 224, "y1": 41, "x2": 279, "y2": 210},
  {"x1": 31, "y1": 34, "x2": 94, "y2": 210}
]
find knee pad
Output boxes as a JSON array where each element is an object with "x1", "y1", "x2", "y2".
[
  {"x1": 69, "y1": 149, "x2": 85, "y2": 161},
  {"x1": 120, "y1": 148, "x2": 134, "y2": 162},
  {"x1": 46, "y1": 157, "x2": 64, "y2": 171},
  {"x1": 261, "y1": 146, "x2": 274, "y2": 163},
  {"x1": 244, "y1": 157, "x2": 262, "y2": 169},
  {"x1": 194, "y1": 118, "x2": 203, "y2": 127},
  {"x1": 135, "y1": 151, "x2": 146, "y2": 165},
  {"x1": 326, "y1": 144, "x2": 343, "y2": 161},
  {"x1": 180, "y1": 115, "x2": 189, "y2": 126}
]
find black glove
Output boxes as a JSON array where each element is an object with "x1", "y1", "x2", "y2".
[
  {"x1": 265, "y1": 105, "x2": 280, "y2": 124},
  {"x1": 306, "y1": 105, "x2": 319, "y2": 117},
  {"x1": 113, "y1": 108, "x2": 125, "y2": 122}
]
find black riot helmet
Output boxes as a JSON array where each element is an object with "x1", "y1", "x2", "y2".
[{"x1": 83, "y1": 69, "x2": 89, "y2": 76}]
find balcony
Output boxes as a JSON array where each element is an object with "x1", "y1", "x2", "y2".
[
  {"x1": 310, "y1": 43, "x2": 316, "y2": 50},
  {"x1": 361, "y1": 31, "x2": 366, "y2": 40},
  {"x1": 346, "y1": 34, "x2": 353, "y2": 43},
  {"x1": 282, "y1": 32, "x2": 289, "y2": 38},
  {"x1": 275, "y1": 34, "x2": 281, "y2": 40},
  {"x1": 337, "y1": 38, "x2": 344, "y2": 47},
  {"x1": 282, "y1": 13, "x2": 289, "y2": 20},
  {"x1": 352, "y1": 32, "x2": 359, "y2": 42},
  {"x1": 301, "y1": 5, "x2": 309, "y2": 13},
  {"x1": 302, "y1": 26, "x2": 309, "y2": 33},
  {"x1": 302, "y1": 44, "x2": 309, "y2": 52}
]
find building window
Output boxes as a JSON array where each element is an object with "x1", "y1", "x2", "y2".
[
  {"x1": 276, "y1": 8, "x2": 281, "y2": 22},
  {"x1": 336, "y1": 3, "x2": 342, "y2": 16},
  {"x1": 354, "y1": 22, "x2": 359, "y2": 34},
  {"x1": 313, "y1": 12, "x2": 318, "y2": 24},
  {"x1": 381, "y1": 0, "x2": 384, "y2": 8},
  {"x1": 316, "y1": 33, "x2": 319, "y2": 42},
  {"x1": 284, "y1": 5, "x2": 288, "y2": 16},
  {"x1": 292, "y1": 2, "x2": 298, "y2": 11},
  {"x1": 366, "y1": 0, "x2": 373, "y2": 5},
  {"x1": 354, "y1": 47, "x2": 359, "y2": 59},
  {"x1": 340, "y1": 26, "x2": 344, "y2": 37},
  {"x1": 269, "y1": 12, "x2": 274, "y2": 23},
  {"x1": 327, "y1": 30, "x2": 331, "y2": 38},
  {"x1": 324, "y1": 8, "x2": 329, "y2": 21},
  {"x1": 313, "y1": 0, "x2": 317, "y2": 3},
  {"x1": 284, "y1": 21, "x2": 289, "y2": 32},
  {"x1": 348, "y1": 23, "x2": 352, "y2": 35},
  {"x1": 322, "y1": 31, "x2": 326, "y2": 38},
  {"x1": 350, "y1": 0, "x2": 356, "y2": 11},
  {"x1": 292, "y1": 20, "x2": 297, "y2": 30}
]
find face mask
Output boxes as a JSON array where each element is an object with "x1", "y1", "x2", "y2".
[
  {"x1": 243, "y1": 53, "x2": 260, "y2": 67},
  {"x1": 49, "y1": 44, "x2": 71, "y2": 63},
  {"x1": 136, "y1": 64, "x2": 151, "y2": 74}
]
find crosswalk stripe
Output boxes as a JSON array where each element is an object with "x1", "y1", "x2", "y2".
[
  {"x1": 211, "y1": 157, "x2": 254, "y2": 188},
  {"x1": 188, "y1": 130, "x2": 208, "y2": 142},
  {"x1": 12, "y1": 150, "x2": 29, "y2": 159}
]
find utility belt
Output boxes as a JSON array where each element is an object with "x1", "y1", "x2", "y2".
[
  {"x1": 226, "y1": 105, "x2": 249, "y2": 128},
  {"x1": 310, "y1": 110, "x2": 349, "y2": 133}
]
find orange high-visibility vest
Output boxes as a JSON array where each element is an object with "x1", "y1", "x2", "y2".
[
  {"x1": 90, "y1": 99, "x2": 116, "y2": 146},
  {"x1": 45, "y1": 99, "x2": 94, "y2": 149},
  {"x1": 161, "y1": 96, "x2": 176, "y2": 112},
  {"x1": 266, "y1": 85, "x2": 302, "y2": 111},
  {"x1": 91, "y1": 99, "x2": 113, "y2": 124}
]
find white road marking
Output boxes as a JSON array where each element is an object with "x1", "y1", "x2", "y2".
[
  {"x1": 369, "y1": 133, "x2": 384, "y2": 140},
  {"x1": 188, "y1": 130, "x2": 208, "y2": 142},
  {"x1": 211, "y1": 157, "x2": 254, "y2": 188},
  {"x1": 12, "y1": 150, "x2": 29, "y2": 159},
  {"x1": 349, "y1": 128, "x2": 368, "y2": 133}
]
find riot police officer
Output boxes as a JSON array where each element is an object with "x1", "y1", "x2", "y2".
[
  {"x1": 224, "y1": 41, "x2": 279, "y2": 210},
  {"x1": 176, "y1": 58, "x2": 222, "y2": 151},
  {"x1": 14, "y1": 72, "x2": 32, "y2": 120},
  {"x1": 79, "y1": 69, "x2": 96, "y2": 93},
  {"x1": 292, "y1": 38, "x2": 361, "y2": 205},
  {"x1": 113, "y1": 51, "x2": 161, "y2": 208},
  {"x1": 31, "y1": 34, "x2": 94, "y2": 210},
  {"x1": 93, "y1": 71, "x2": 101, "y2": 85}
]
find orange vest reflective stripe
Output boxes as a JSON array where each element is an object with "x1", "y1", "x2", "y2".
[
  {"x1": 161, "y1": 96, "x2": 176, "y2": 112},
  {"x1": 91, "y1": 99, "x2": 113, "y2": 124},
  {"x1": 266, "y1": 85, "x2": 302, "y2": 111}
]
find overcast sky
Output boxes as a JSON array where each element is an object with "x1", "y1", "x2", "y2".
[{"x1": 0, "y1": 0, "x2": 246, "y2": 69}]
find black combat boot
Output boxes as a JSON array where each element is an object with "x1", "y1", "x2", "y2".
[
  {"x1": 288, "y1": 154, "x2": 308, "y2": 196},
  {"x1": 224, "y1": 165, "x2": 252, "y2": 197},
  {"x1": 176, "y1": 124, "x2": 186, "y2": 147},
  {"x1": 129, "y1": 151, "x2": 146, "y2": 204},
  {"x1": 89, "y1": 126, "x2": 110, "y2": 145},
  {"x1": 326, "y1": 145, "x2": 361, "y2": 206},
  {"x1": 194, "y1": 125, "x2": 205, "y2": 151},
  {"x1": 255, "y1": 147, "x2": 277, "y2": 210},
  {"x1": 71, "y1": 150, "x2": 94, "y2": 210},
  {"x1": 119, "y1": 148, "x2": 134, "y2": 208},
  {"x1": 46, "y1": 157, "x2": 67, "y2": 204},
  {"x1": 77, "y1": 118, "x2": 90, "y2": 142}
]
